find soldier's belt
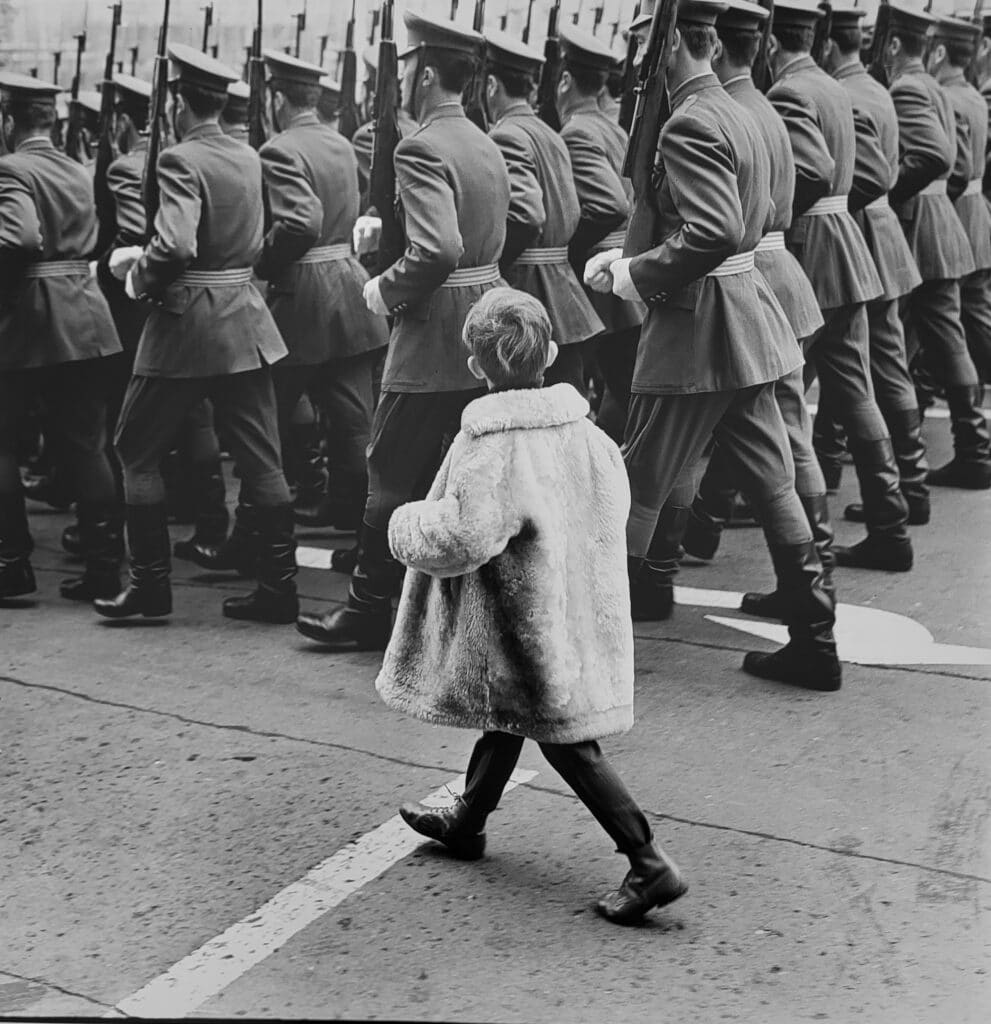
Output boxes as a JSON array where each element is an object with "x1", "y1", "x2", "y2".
[
  {"x1": 175, "y1": 268, "x2": 254, "y2": 287},
  {"x1": 919, "y1": 180, "x2": 948, "y2": 197},
  {"x1": 707, "y1": 251, "x2": 755, "y2": 277},
  {"x1": 22, "y1": 260, "x2": 90, "y2": 279},
  {"x1": 755, "y1": 232, "x2": 785, "y2": 253},
  {"x1": 593, "y1": 229, "x2": 628, "y2": 252},
  {"x1": 441, "y1": 264, "x2": 501, "y2": 288},
  {"x1": 295, "y1": 243, "x2": 353, "y2": 265},
  {"x1": 804, "y1": 195, "x2": 850, "y2": 216},
  {"x1": 514, "y1": 246, "x2": 570, "y2": 266},
  {"x1": 962, "y1": 178, "x2": 983, "y2": 197},
  {"x1": 865, "y1": 195, "x2": 890, "y2": 211}
]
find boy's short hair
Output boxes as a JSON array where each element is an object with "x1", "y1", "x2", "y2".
[{"x1": 463, "y1": 287, "x2": 553, "y2": 387}]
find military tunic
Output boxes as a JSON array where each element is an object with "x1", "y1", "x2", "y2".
[{"x1": 620, "y1": 74, "x2": 808, "y2": 558}]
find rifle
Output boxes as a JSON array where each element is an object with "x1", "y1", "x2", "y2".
[
  {"x1": 573, "y1": 0, "x2": 585, "y2": 27},
  {"x1": 53, "y1": 51, "x2": 62, "y2": 86},
  {"x1": 618, "y1": 3, "x2": 641, "y2": 132},
  {"x1": 965, "y1": 0, "x2": 983, "y2": 86},
  {"x1": 64, "y1": 28, "x2": 87, "y2": 161},
  {"x1": 537, "y1": 0, "x2": 563, "y2": 129},
  {"x1": 751, "y1": 0, "x2": 774, "y2": 92},
  {"x1": 293, "y1": 3, "x2": 307, "y2": 59},
  {"x1": 247, "y1": 0, "x2": 266, "y2": 150},
  {"x1": 523, "y1": 0, "x2": 535, "y2": 43},
  {"x1": 130, "y1": 46, "x2": 138, "y2": 75},
  {"x1": 95, "y1": 2, "x2": 123, "y2": 255},
  {"x1": 339, "y1": 0, "x2": 361, "y2": 139},
  {"x1": 451, "y1": 1, "x2": 460, "y2": 19},
  {"x1": 623, "y1": 0, "x2": 678, "y2": 257},
  {"x1": 593, "y1": 4, "x2": 604, "y2": 35},
  {"x1": 811, "y1": 2, "x2": 833, "y2": 65},
  {"x1": 500, "y1": 0, "x2": 510, "y2": 32},
  {"x1": 201, "y1": 3, "x2": 213, "y2": 53},
  {"x1": 868, "y1": 0, "x2": 890, "y2": 84},
  {"x1": 142, "y1": 0, "x2": 171, "y2": 241},
  {"x1": 369, "y1": 9, "x2": 380, "y2": 46},
  {"x1": 465, "y1": 0, "x2": 489, "y2": 131},
  {"x1": 369, "y1": 0, "x2": 403, "y2": 273}
]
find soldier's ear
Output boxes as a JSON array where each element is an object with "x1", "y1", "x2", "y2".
[
  {"x1": 671, "y1": 27, "x2": 682, "y2": 54},
  {"x1": 712, "y1": 38, "x2": 723, "y2": 63},
  {"x1": 981, "y1": 38, "x2": 991, "y2": 59}
]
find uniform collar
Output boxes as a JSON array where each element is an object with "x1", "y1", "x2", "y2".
[
  {"x1": 776, "y1": 53, "x2": 817, "y2": 80},
  {"x1": 669, "y1": 72, "x2": 720, "y2": 110},
  {"x1": 15, "y1": 136, "x2": 55, "y2": 153},
  {"x1": 497, "y1": 101, "x2": 536, "y2": 125},
  {"x1": 721, "y1": 73, "x2": 753, "y2": 90},
  {"x1": 832, "y1": 59, "x2": 867, "y2": 81},
  {"x1": 937, "y1": 67, "x2": 967, "y2": 87},
  {"x1": 892, "y1": 58, "x2": 926, "y2": 82},
  {"x1": 420, "y1": 102, "x2": 465, "y2": 126},
  {"x1": 562, "y1": 97, "x2": 602, "y2": 124},
  {"x1": 285, "y1": 109, "x2": 320, "y2": 129},
  {"x1": 182, "y1": 121, "x2": 224, "y2": 141}
]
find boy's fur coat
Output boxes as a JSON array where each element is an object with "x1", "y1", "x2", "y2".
[{"x1": 375, "y1": 383, "x2": 635, "y2": 744}]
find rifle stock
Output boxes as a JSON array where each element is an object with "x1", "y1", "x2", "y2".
[
  {"x1": 142, "y1": 0, "x2": 171, "y2": 242},
  {"x1": 369, "y1": 0, "x2": 403, "y2": 273},
  {"x1": 95, "y1": 2, "x2": 123, "y2": 254},
  {"x1": 810, "y1": 2, "x2": 833, "y2": 65},
  {"x1": 537, "y1": 1, "x2": 562, "y2": 130},
  {"x1": 339, "y1": 0, "x2": 360, "y2": 139},
  {"x1": 868, "y1": 0, "x2": 890, "y2": 84},
  {"x1": 751, "y1": 0, "x2": 774, "y2": 92},
  {"x1": 64, "y1": 31, "x2": 87, "y2": 162},
  {"x1": 623, "y1": 0, "x2": 678, "y2": 258},
  {"x1": 247, "y1": 0, "x2": 266, "y2": 150}
]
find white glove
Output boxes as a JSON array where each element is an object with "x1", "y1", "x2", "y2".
[
  {"x1": 109, "y1": 245, "x2": 143, "y2": 281},
  {"x1": 583, "y1": 248, "x2": 623, "y2": 294},
  {"x1": 353, "y1": 215, "x2": 382, "y2": 256},
  {"x1": 610, "y1": 257, "x2": 641, "y2": 302},
  {"x1": 124, "y1": 269, "x2": 137, "y2": 301},
  {"x1": 363, "y1": 275, "x2": 389, "y2": 316},
  {"x1": 88, "y1": 260, "x2": 99, "y2": 280}
]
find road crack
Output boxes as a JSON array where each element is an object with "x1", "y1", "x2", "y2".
[{"x1": 0, "y1": 968, "x2": 116, "y2": 1012}]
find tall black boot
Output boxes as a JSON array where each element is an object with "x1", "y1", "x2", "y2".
[
  {"x1": 60, "y1": 503, "x2": 123, "y2": 601},
  {"x1": 927, "y1": 385, "x2": 991, "y2": 489},
  {"x1": 295, "y1": 521, "x2": 396, "y2": 650},
  {"x1": 596, "y1": 841, "x2": 688, "y2": 926},
  {"x1": 223, "y1": 504, "x2": 299, "y2": 624},
  {"x1": 288, "y1": 420, "x2": 328, "y2": 508},
  {"x1": 845, "y1": 407, "x2": 931, "y2": 524},
  {"x1": 834, "y1": 437, "x2": 913, "y2": 571},
  {"x1": 294, "y1": 469, "x2": 367, "y2": 532},
  {"x1": 173, "y1": 466, "x2": 230, "y2": 560},
  {"x1": 741, "y1": 494, "x2": 836, "y2": 619},
  {"x1": 742, "y1": 541, "x2": 842, "y2": 692},
  {"x1": 93, "y1": 504, "x2": 172, "y2": 618},
  {"x1": 182, "y1": 501, "x2": 258, "y2": 576},
  {"x1": 629, "y1": 505, "x2": 690, "y2": 621},
  {"x1": 681, "y1": 475, "x2": 736, "y2": 563},
  {"x1": 813, "y1": 411, "x2": 846, "y2": 493},
  {"x1": 0, "y1": 491, "x2": 36, "y2": 599}
]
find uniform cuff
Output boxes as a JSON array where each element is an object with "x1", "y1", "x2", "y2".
[{"x1": 610, "y1": 257, "x2": 641, "y2": 302}]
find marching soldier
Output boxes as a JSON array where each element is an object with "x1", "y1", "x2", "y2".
[
  {"x1": 883, "y1": 3, "x2": 990, "y2": 490},
  {"x1": 316, "y1": 76, "x2": 341, "y2": 127},
  {"x1": 929, "y1": 17, "x2": 991, "y2": 392},
  {"x1": 295, "y1": 11, "x2": 511, "y2": 650},
  {"x1": 820, "y1": 6, "x2": 930, "y2": 527},
  {"x1": 481, "y1": 31, "x2": 605, "y2": 393},
  {"x1": 254, "y1": 51, "x2": 388, "y2": 534},
  {"x1": 684, "y1": 0, "x2": 830, "y2": 605},
  {"x1": 94, "y1": 44, "x2": 298, "y2": 625},
  {"x1": 556, "y1": 26, "x2": 644, "y2": 442},
  {"x1": 766, "y1": 0, "x2": 914, "y2": 573},
  {"x1": 220, "y1": 80, "x2": 251, "y2": 143},
  {"x1": 587, "y1": 0, "x2": 841, "y2": 691},
  {"x1": 0, "y1": 72, "x2": 124, "y2": 602}
]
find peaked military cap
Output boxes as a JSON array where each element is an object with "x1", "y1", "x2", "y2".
[
  {"x1": 484, "y1": 29, "x2": 544, "y2": 75},
  {"x1": 0, "y1": 71, "x2": 61, "y2": 102},
  {"x1": 932, "y1": 15, "x2": 981, "y2": 48},
  {"x1": 828, "y1": 4, "x2": 867, "y2": 32},
  {"x1": 886, "y1": 3, "x2": 937, "y2": 40},
  {"x1": 717, "y1": 0, "x2": 770, "y2": 33},
  {"x1": 772, "y1": 0, "x2": 826, "y2": 30},
  {"x1": 263, "y1": 49, "x2": 326, "y2": 87},
  {"x1": 319, "y1": 76, "x2": 341, "y2": 97},
  {"x1": 627, "y1": 11, "x2": 653, "y2": 33},
  {"x1": 559, "y1": 25, "x2": 617, "y2": 71},
  {"x1": 112, "y1": 73, "x2": 152, "y2": 104},
  {"x1": 223, "y1": 79, "x2": 250, "y2": 119},
  {"x1": 678, "y1": 0, "x2": 730, "y2": 27},
  {"x1": 399, "y1": 10, "x2": 485, "y2": 60},
  {"x1": 168, "y1": 42, "x2": 241, "y2": 93},
  {"x1": 73, "y1": 89, "x2": 102, "y2": 115}
]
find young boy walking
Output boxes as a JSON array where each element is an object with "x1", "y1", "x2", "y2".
[{"x1": 376, "y1": 288, "x2": 686, "y2": 926}]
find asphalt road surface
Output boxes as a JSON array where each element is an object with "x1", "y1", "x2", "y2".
[{"x1": 2, "y1": 412, "x2": 989, "y2": 1023}]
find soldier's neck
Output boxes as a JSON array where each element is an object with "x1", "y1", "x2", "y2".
[{"x1": 416, "y1": 91, "x2": 463, "y2": 123}]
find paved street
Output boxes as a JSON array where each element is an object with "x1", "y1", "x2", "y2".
[{"x1": 2, "y1": 413, "x2": 989, "y2": 1023}]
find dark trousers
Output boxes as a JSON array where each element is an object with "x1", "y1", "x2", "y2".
[
  {"x1": 460, "y1": 732, "x2": 652, "y2": 856},
  {"x1": 590, "y1": 326, "x2": 640, "y2": 445},
  {"x1": 543, "y1": 340, "x2": 587, "y2": 395},
  {"x1": 959, "y1": 268, "x2": 991, "y2": 384},
  {"x1": 114, "y1": 369, "x2": 290, "y2": 508},
  {"x1": 623, "y1": 384, "x2": 810, "y2": 558},
  {"x1": 274, "y1": 351, "x2": 378, "y2": 486},
  {"x1": 901, "y1": 279, "x2": 980, "y2": 388},
  {"x1": 0, "y1": 360, "x2": 117, "y2": 507},
  {"x1": 364, "y1": 388, "x2": 484, "y2": 532}
]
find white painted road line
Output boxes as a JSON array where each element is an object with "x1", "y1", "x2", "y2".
[{"x1": 108, "y1": 769, "x2": 538, "y2": 1019}]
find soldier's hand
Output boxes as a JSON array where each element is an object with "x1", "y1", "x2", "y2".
[
  {"x1": 109, "y1": 245, "x2": 144, "y2": 281},
  {"x1": 353, "y1": 215, "x2": 383, "y2": 257},
  {"x1": 363, "y1": 276, "x2": 389, "y2": 317},
  {"x1": 583, "y1": 248, "x2": 623, "y2": 294},
  {"x1": 88, "y1": 261, "x2": 99, "y2": 280}
]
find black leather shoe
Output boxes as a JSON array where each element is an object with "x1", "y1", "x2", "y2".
[
  {"x1": 94, "y1": 580, "x2": 172, "y2": 619},
  {"x1": 399, "y1": 799, "x2": 486, "y2": 860},
  {"x1": 740, "y1": 589, "x2": 786, "y2": 620},
  {"x1": 60, "y1": 571, "x2": 120, "y2": 601},
  {"x1": 596, "y1": 849, "x2": 688, "y2": 926},
  {"x1": 330, "y1": 544, "x2": 359, "y2": 575},
  {"x1": 0, "y1": 556, "x2": 36, "y2": 599},
  {"x1": 844, "y1": 500, "x2": 930, "y2": 526},
  {"x1": 926, "y1": 458, "x2": 991, "y2": 490},
  {"x1": 61, "y1": 523, "x2": 84, "y2": 556},
  {"x1": 742, "y1": 646, "x2": 842, "y2": 692},
  {"x1": 296, "y1": 602, "x2": 392, "y2": 650},
  {"x1": 834, "y1": 536, "x2": 913, "y2": 572},
  {"x1": 223, "y1": 586, "x2": 299, "y2": 624}
]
